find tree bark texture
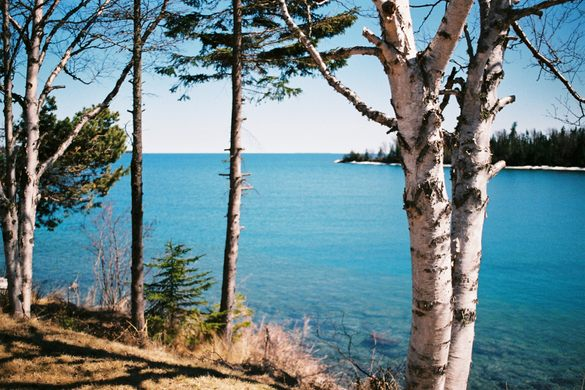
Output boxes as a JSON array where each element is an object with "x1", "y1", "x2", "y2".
[
  {"x1": 392, "y1": 68, "x2": 453, "y2": 390},
  {"x1": 446, "y1": 2, "x2": 510, "y2": 387},
  {"x1": 18, "y1": 0, "x2": 43, "y2": 318},
  {"x1": 370, "y1": 0, "x2": 471, "y2": 386},
  {"x1": 2, "y1": 0, "x2": 22, "y2": 318},
  {"x1": 219, "y1": 0, "x2": 244, "y2": 341},
  {"x1": 131, "y1": 0, "x2": 146, "y2": 334},
  {"x1": 280, "y1": 0, "x2": 471, "y2": 386}
]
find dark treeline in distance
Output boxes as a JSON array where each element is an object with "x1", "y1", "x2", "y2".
[{"x1": 340, "y1": 124, "x2": 585, "y2": 168}]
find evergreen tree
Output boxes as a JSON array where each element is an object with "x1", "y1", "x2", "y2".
[
  {"x1": 3, "y1": 97, "x2": 127, "y2": 230},
  {"x1": 158, "y1": 0, "x2": 357, "y2": 101},
  {"x1": 159, "y1": 0, "x2": 357, "y2": 338},
  {"x1": 145, "y1": 241, "x2": 214, "y2": 342}
]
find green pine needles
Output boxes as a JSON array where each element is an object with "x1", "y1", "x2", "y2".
[
  {"x1": 145, "y1": 241, "x2": 214, "y2": 345},
  {"x1": 158, "y1": 0, "x2": 358, "y2": 101}
]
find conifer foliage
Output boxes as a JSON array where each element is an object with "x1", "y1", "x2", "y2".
[
  {"x1": 7, "y1": 97, "x2": 127, "y2": 230},
  {"x1": 158, "y1": 0, "x2": 358, "y2": 101},
  {"x1": 145, "y1": 242, "x2": 214, "y2": 342}
]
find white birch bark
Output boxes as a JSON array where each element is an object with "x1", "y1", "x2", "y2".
[
  {"x1": 1, "y1": 0, "x2": 22, "y2": 317},
  {"x1": 18, "y1": 0, "x2": 43, "y2": 318},
  {"x1": 281, "y1": 0, "x2": 471, "y2": 386},
  {"x1": 446, "y1": 1, "x2": 511, "y2": 386}
]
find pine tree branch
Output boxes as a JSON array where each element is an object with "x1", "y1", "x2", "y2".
[
  {"x1": 279, "y1": 0, "x2": 397, "y2": 130},
  {"x1": 37, "y1": 58, "x2": 132, "y2": 178}
]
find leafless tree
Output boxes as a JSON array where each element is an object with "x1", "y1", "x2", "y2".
[
  {"x1": 0, "y1": 0, "x2": 165, "y2": 319},
  {"x1": 85, "y1": 204, "x2": 131, "y2": 310},
  {"x1": 279, "y1": 0, "x2": 584, "y2": 387}
]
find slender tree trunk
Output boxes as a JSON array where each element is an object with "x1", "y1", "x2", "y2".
[
  {"x1": 131, "y1": 0, "x2": 145, "y2": 334},
  {"x1": 392, "y1": 74, "x2": 453, "y2": 389},
  {"x1": 18, "y1": 0, "x2": 43, "y2": 318},
  {"x1": 446, "y1": 8, "x2": 509, "y2": 388},
  {"x1": 1, "y1": 0, "x2": 22, "y2": 318},
  {"x1": 219, "y1": 0, "x2": 243, "y2": 340},
  {"x1": 2, "y1": 208, "x2": 20, "y2": 315}
]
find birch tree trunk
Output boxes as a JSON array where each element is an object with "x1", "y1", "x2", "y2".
[
  {"x1": 130, "y1": 0, "x2": 146, "y2": 335},
  {"x1": 18, "y1": 0, "x2": 43, "y2": 318},
  {"x1": 392, "y1": 73, "x2": 453, "y2": 390},
  {"x1": 219, "y1": 0, "x2": 244, "y2": 340},
  {"x1": 1, "y1": 0, "x2": 22, "y2": 318},
  {"x1": 446, "y1": 3, "x2": 510, "y2": 387},
  {"x1": 279, "y1": 0, "x2": 472, "y2": 385},
  {"x1": 2, "y1": 206, "x2": 20, "y2": 316}
]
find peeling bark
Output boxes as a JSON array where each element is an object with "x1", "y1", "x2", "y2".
[
  {"x1": 18, "y1": 0, "x2": 43, "y2": 318},
  {"x1": 397, "y1": 78, "x2": 453, "y2": 390},
  {"x1": 1, "y1": 0, "x2": 22, "y2": 318},
  {"x1": 280, "y1": 0, "x2": 473, "y2": 386},
  {"x1": 446, "y1": 2, "x2": 510, "y2": 387}
]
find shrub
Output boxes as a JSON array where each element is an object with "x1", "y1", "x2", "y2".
[{"x1": 145, "y1": 241, "x2": 214, "y2": 346}]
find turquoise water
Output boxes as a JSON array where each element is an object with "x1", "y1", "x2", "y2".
[{"x1": 22, "y1": 154, "x2": 585, "y2": 388}]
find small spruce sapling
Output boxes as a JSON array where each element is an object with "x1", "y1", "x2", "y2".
[{"x1": 145, "y1": 241, "x2": 213, "y2": 345}]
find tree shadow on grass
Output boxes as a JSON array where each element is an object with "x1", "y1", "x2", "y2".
[{"x1": 0, "y1": 324, "x2": 286, "y2": 389}]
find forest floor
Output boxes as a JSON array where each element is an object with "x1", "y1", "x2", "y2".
[{"x1": 0, "y1": 300, "x2": 311, "y2": 390}]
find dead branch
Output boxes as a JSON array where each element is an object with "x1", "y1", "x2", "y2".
[{"x1": 279, "y1": 0, "x2": 398, "y2": 131}]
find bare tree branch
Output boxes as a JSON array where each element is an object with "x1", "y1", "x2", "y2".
[
  {"x1": 512, "y1": 0, "x2": 578, "y2": 19},
  {"x1": 424, "y1": 0, "x2": 474, "y2": 84},
  {"x1": 38, "y1": 0, "x2": 113, "y2": 109},
  {"x1": 37, "y1": 59, "x2": 133, "y2": 178},
  {"x1": 40, "y1": 0, "x2": 63, "y2": 26},
  {"x1": 463, "y1": 24, "x2": 474, "y2": 60},
  {"x1": 8, "y1": 14, "x2": 28, "y2": 47},
  {"x1": 492, "y1": 95, "x2": 516, "y2": 114},
  {"x1": 279, "y1": 0, "x2": 398, "y2": 130},
  {"x1": 362, "y1": 27, "x2": 399, "y2": 60},
  {"x1": 488, "y1": 160, "x2": 506, "y2": 179},
  {"x1": 439, "y1": 66, "x2": 459, "y2": 112},
  {"x1": 372, "y1": 0, "x2": 416, "y2": 58},
  {"x1": 39, "y1": 0, "x2": 91, "y2": 65},
  {"x1": 512, "y1": 21, "x2": 585, "y2": 103},
  {"x1": 37, "y1": 0, "x2": 170, "y2": 177}
]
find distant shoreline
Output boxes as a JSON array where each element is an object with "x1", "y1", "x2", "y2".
[{"x1": 334, "y1": 160, "x2": 585, "y2": 172}]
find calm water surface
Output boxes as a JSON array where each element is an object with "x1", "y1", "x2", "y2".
[{"x1": 25, "y1": 154, "x2": 585, "y2": 389}]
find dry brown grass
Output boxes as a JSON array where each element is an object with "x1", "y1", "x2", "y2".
[
  {"x1": 0, "y1": 311, "x2": 283, "y2": 389},
  {"x1": 0, "y1": 298, "x2": 348, "y2": 389},
  {"x1": 194, "y1": 320, "x2": 341, "y2": 390}
]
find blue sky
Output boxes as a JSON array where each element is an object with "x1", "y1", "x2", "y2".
[{"x1": 48, "y1": 0, "x2": 584, "y2": 154}]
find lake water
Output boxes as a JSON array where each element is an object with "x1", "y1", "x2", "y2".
[{"x1": 18, "y1": 154, "x2": 585, "y2": 389}]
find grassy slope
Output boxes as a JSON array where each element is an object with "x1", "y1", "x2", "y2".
[{"x1": 0, "y1": 312, "x2": 282, "y2": 390}]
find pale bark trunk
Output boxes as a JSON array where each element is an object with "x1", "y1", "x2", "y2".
[
  {"x1": 18, "y1": 0, "x2": 43, "y2": 318},
  {"x1": 2, "y1": 208, "x2": 20, "y2": 316},
  {"x1": 219, "y1": 0, "x2": 243, "y2": 340},
  {"x1": 130, "y1": 0, "x2": 145, "y2": 334},
  {"x1": 446, "y1": 5, "x2": 509, "y2": 387},
  {"x1": 280, "y1": 0, "x2": 470, "y2": 386},
  {"x1": 391, "y1": 70, "x2": 453, "y2": 389},
  {"x1": 2, "y1": 0, "x2": 22, "y2": 318}
]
